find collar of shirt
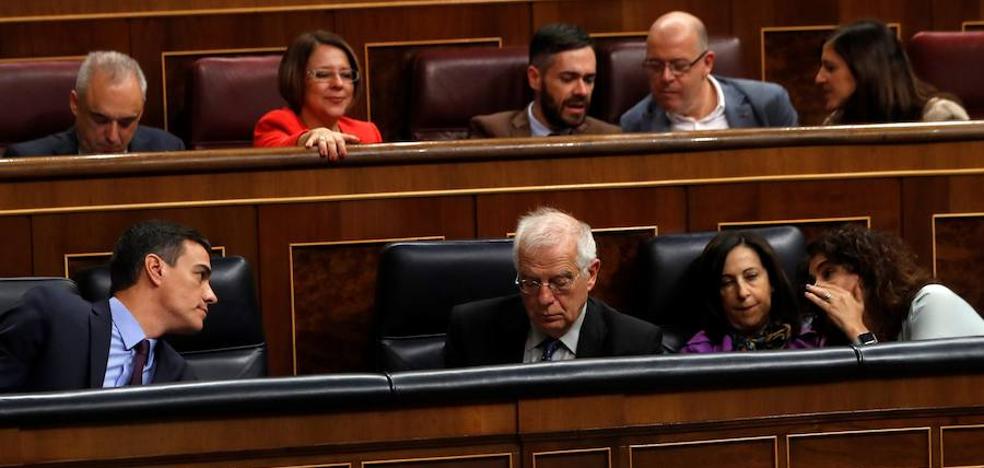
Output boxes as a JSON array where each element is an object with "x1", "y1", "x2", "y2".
[
  {"x1": 105, "y1": 297, "x2": 157, "y2": 387},
  {"x1": 527, "y1": 102, "x2": 556, "y2": 137},
  {"x1": 523, "y1": 301, "x2": 588, "y2": 361},
  {"x1": 109, "y1": 297, "x2": 153, "y2": 350},
  {"x1": 666, "y1": 75, "x2": 729, "y2": 131},
  {"x1": 109, "y1": 297, "x2": 152, "y2": 351}
]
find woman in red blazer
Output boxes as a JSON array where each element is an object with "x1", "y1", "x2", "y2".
[{"x1": 254, "y1": 30, "x2": 382, "y2": 160}]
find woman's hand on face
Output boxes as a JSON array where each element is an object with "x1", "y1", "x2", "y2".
[
  {"x1": 299, "y1": 128, "x2": 362, "y2": 161},
  {"x1": 805, "y1": 281, "x2": 869, "y2": 338}
]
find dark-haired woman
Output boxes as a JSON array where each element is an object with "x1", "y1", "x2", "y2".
[
  {"x1": 805, "y1": 225, "x2": 984, "y2": 344},
  {"x1": 681, "y1": 231, "x2": 823, "y2": 353},
  {"x1": 254, "y1": 30, "x2": 381, "y2": 160},
  {"x1": 815, "y1": 20, "x2": 968, "y2": 125}
]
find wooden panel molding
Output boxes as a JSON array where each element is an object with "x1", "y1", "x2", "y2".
[
  {"x1": 289, "y1": 236, "x2": 443, "y2": 375},
  {"x1": 531, "y1": 447, "x2": 610, "y2": 468},
  {"x1": 630, "y1": 436, "x2": 777, "y2": 468},
  {"x1": 786, "y1": 427, "x2": 931, "y2": 468},
  {"x1": 941, "y1": 424, "x2": 984, "y2": 467},
  {"x1": 933, "y1": 213, "x2": 984, "y2": 314},
  {"x1": 363, "y1": 452, "x2": 513, "y2": 468}
]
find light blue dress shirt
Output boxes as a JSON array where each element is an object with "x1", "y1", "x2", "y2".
[{"x1": 103, "y1": 297, "x2": 157, "y2": 387}]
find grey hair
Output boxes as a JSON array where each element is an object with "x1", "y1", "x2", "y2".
[
  {"x1": 513, "y1": 207, "x2": 596, "y2": 271},
  {"x1": 75, "y1": 51, "x2": 148, "y2": 99}
]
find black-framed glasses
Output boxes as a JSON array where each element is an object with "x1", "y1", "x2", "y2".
[
  {"x1": 642, "y1": 50, "x2": 708, "y2": 76},
  {"x1": 515, "y1": 271, "x2": 580, "y2": 296},
  {"x1": 306, "y1": 68, "x2": 360, "y2": 83}
]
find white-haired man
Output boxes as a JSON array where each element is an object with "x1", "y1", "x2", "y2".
[
  {"x1": 445, "y1": 207, "x2": 662, "y2": 367},
  {"x1": 5, "y1": 50, "x2": 184, "y2": 157}
]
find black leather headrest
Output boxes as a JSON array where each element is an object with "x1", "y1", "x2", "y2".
[
  {"x1": 389, "y1": 346, "x2": 859, "y2": 403},
  {"x1": 855, "y1": 336, "x2": 984, "y2": 375},
  {"x1": 374, "y1": 240, "x2": 517, "y2": 338},
  {"x1": 638, "y1": 226, "x2": 805, "y2": 328},
  {"x1": 72, "y1": 256, "x2": 265, "y2": 352},
  {"x1": 0, "y1": 278, "x2": 78, "y2": 313},
  {"x1": 0, "y1": 373, "x2": 392, "y2": 424}
]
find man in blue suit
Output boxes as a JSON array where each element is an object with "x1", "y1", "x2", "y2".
[
  {"x1": 0, "y1": 220, "x2": 217, "y2": 393},
  {"x1": 4, "y1": 51, "x2": 184, "y2": 157},
  {"x1": 620, "y1": 11, "x2": 798, "y2": 133}
]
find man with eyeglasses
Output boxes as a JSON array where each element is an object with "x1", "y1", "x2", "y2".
[
  {"x1": 620, "y1": 11, "x2": 797, "y2": 133},
  {"x1": 444, "y1": 207, "x2": 661, "y2": 368},
  {"x1": 469, "y1": 23, "x2": 621, "y2": 138},
  {"x1": 5, "y1": 51, "x2": 184, "y2": 157}
]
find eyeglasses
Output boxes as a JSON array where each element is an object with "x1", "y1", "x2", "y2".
[
  {"x1": 516, "y1": 271, "x2": 580, "y2": 296},
  {"x1": 306, "y1": 68, "x2": 360, "y2": 83},
  {"x1": 643, "y1": 50, "x2": 708, "y2": 76}
]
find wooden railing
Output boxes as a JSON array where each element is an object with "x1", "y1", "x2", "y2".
[{"x1": 1, "y1": 123, "x2": 984, "y2": 375}]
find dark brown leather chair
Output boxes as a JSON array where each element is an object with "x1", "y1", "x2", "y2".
[
  {"x1": 407, "y1": 47, "x2": 531, "y2": 141},
  {"x1": 592, "y1": 37, "x2": 745, "y2": 124},
  {"x1": 0, "y1": 60, "x2": 81, "y2": 153},
  {"x1": 188, "y1": 55, "x2": 286, "y2": 149},
  {"x1": 908, "y1": 31, "x2": 984, "y2": 119}
]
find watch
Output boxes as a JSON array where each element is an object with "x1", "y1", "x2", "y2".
[{"x1": 856, "y1": 332, "x2": 878, "y2": 346}]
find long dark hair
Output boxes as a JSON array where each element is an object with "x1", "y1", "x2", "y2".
[
  {"x1": 693, "y1": 231, "x2": 802, "y2": 341},
  {"x1": 826, "y1": 20, "x2": 942, "y2": 124},
  {"x1": 806, "y1": 225, "x2": 932, "y2": 341}
]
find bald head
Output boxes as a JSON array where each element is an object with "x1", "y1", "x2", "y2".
[
  {"x1": 644, "y1": 11, "x2": 715, "y2": 118},
  {"x1": 648, "y1": 11, "x2": 708, "y2": 54}
]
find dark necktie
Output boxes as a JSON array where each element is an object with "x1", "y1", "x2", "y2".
[
  {"x1": 129, "y1": 339, "x2": 149, "y2": 386},
  {"x1": 540, "y1": 338, "x2": 562, "y2": 362}
]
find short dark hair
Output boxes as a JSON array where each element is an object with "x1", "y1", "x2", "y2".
[
  {"x1": 278, "y1": 30, "x2": 362, "y2": 114},
  {"x1": 692, "y1": 231, "x2": 802, "y2": 341},
  {"x1": 826, "y1": 20, "x2": 944, "y2": 124},
  {"x1": 109, "y1": 220, "x2": 211, "y2": 294},
  {"x1": 529, "y1": 23, "x2": 593, "y2": 71}
]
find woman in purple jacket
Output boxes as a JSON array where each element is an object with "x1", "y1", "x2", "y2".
[{"x1": 681, "y1": 231, "x2": 823, "y2": 353}]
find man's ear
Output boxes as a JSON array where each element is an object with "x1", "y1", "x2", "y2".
[
  {"x1": 144, "y1": 254, "x2": 166, "y2": 287},
  {"x1": 585, "y1": 258, "x2": 601, "y2": 291},
  {"x1": 703, "y1": 50, "x2": 716, "y2": 77},
  {"x1": 69, "y1": 90, "x2": 80, "y2": 118},
  {"x1": 527, "y1": 65, "x2": 541, "y2": 91}
]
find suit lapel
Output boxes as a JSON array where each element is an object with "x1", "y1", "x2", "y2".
[
  {"x1": 506, "y1": 296, "x2": 531, "y2": 363},
  {"x1": 510, "y1": 110, "x2": 532, "y2": 137},
  {"x1": 573, "y1": 298, "x2": 607, "y2": 358},
  {"x1": 721, "y1": 80, "x2": 756, "y2": 128},
  {"x1": 152, "y1": 341, "x2": 183, "y2": 383},
  {"x1": 88, "y1": 300, "x2": 112, "y2": 388}
]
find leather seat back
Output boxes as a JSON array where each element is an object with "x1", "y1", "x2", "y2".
[
  {"x1": 73, "y1": 256, "x2": 267, "y2": 380},
  {"x1": 0, "y1": 60, "x2": 80, "y2": 153},
  {"x1": 908, "y1": 31, "x2": 984, "y2": 119},
  {"x1": 375, "y1": 240, "x2": 517, "y2": 370},
  {"x1": 188, "y1": 55, "x2": 286, "y2": 149},
  {"x1": 408, "y1": 47, "x2": 531, "y2": 140}
]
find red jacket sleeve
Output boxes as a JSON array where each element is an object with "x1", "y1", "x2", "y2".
[{"x1": 253, "y1": 108, "x2": 308, "y2": 148}]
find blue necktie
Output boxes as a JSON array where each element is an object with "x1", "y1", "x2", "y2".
[{"x1": 540, "y1": 338, "x2": 562, "y2": 362}]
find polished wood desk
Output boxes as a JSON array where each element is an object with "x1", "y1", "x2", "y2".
[{"x1": 1, "y1": 122, "x2": 984, "y2": 375}]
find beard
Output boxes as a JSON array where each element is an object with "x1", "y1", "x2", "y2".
[{"x1": 539, "y1": 89, "x2": 589, "y2": 130}]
